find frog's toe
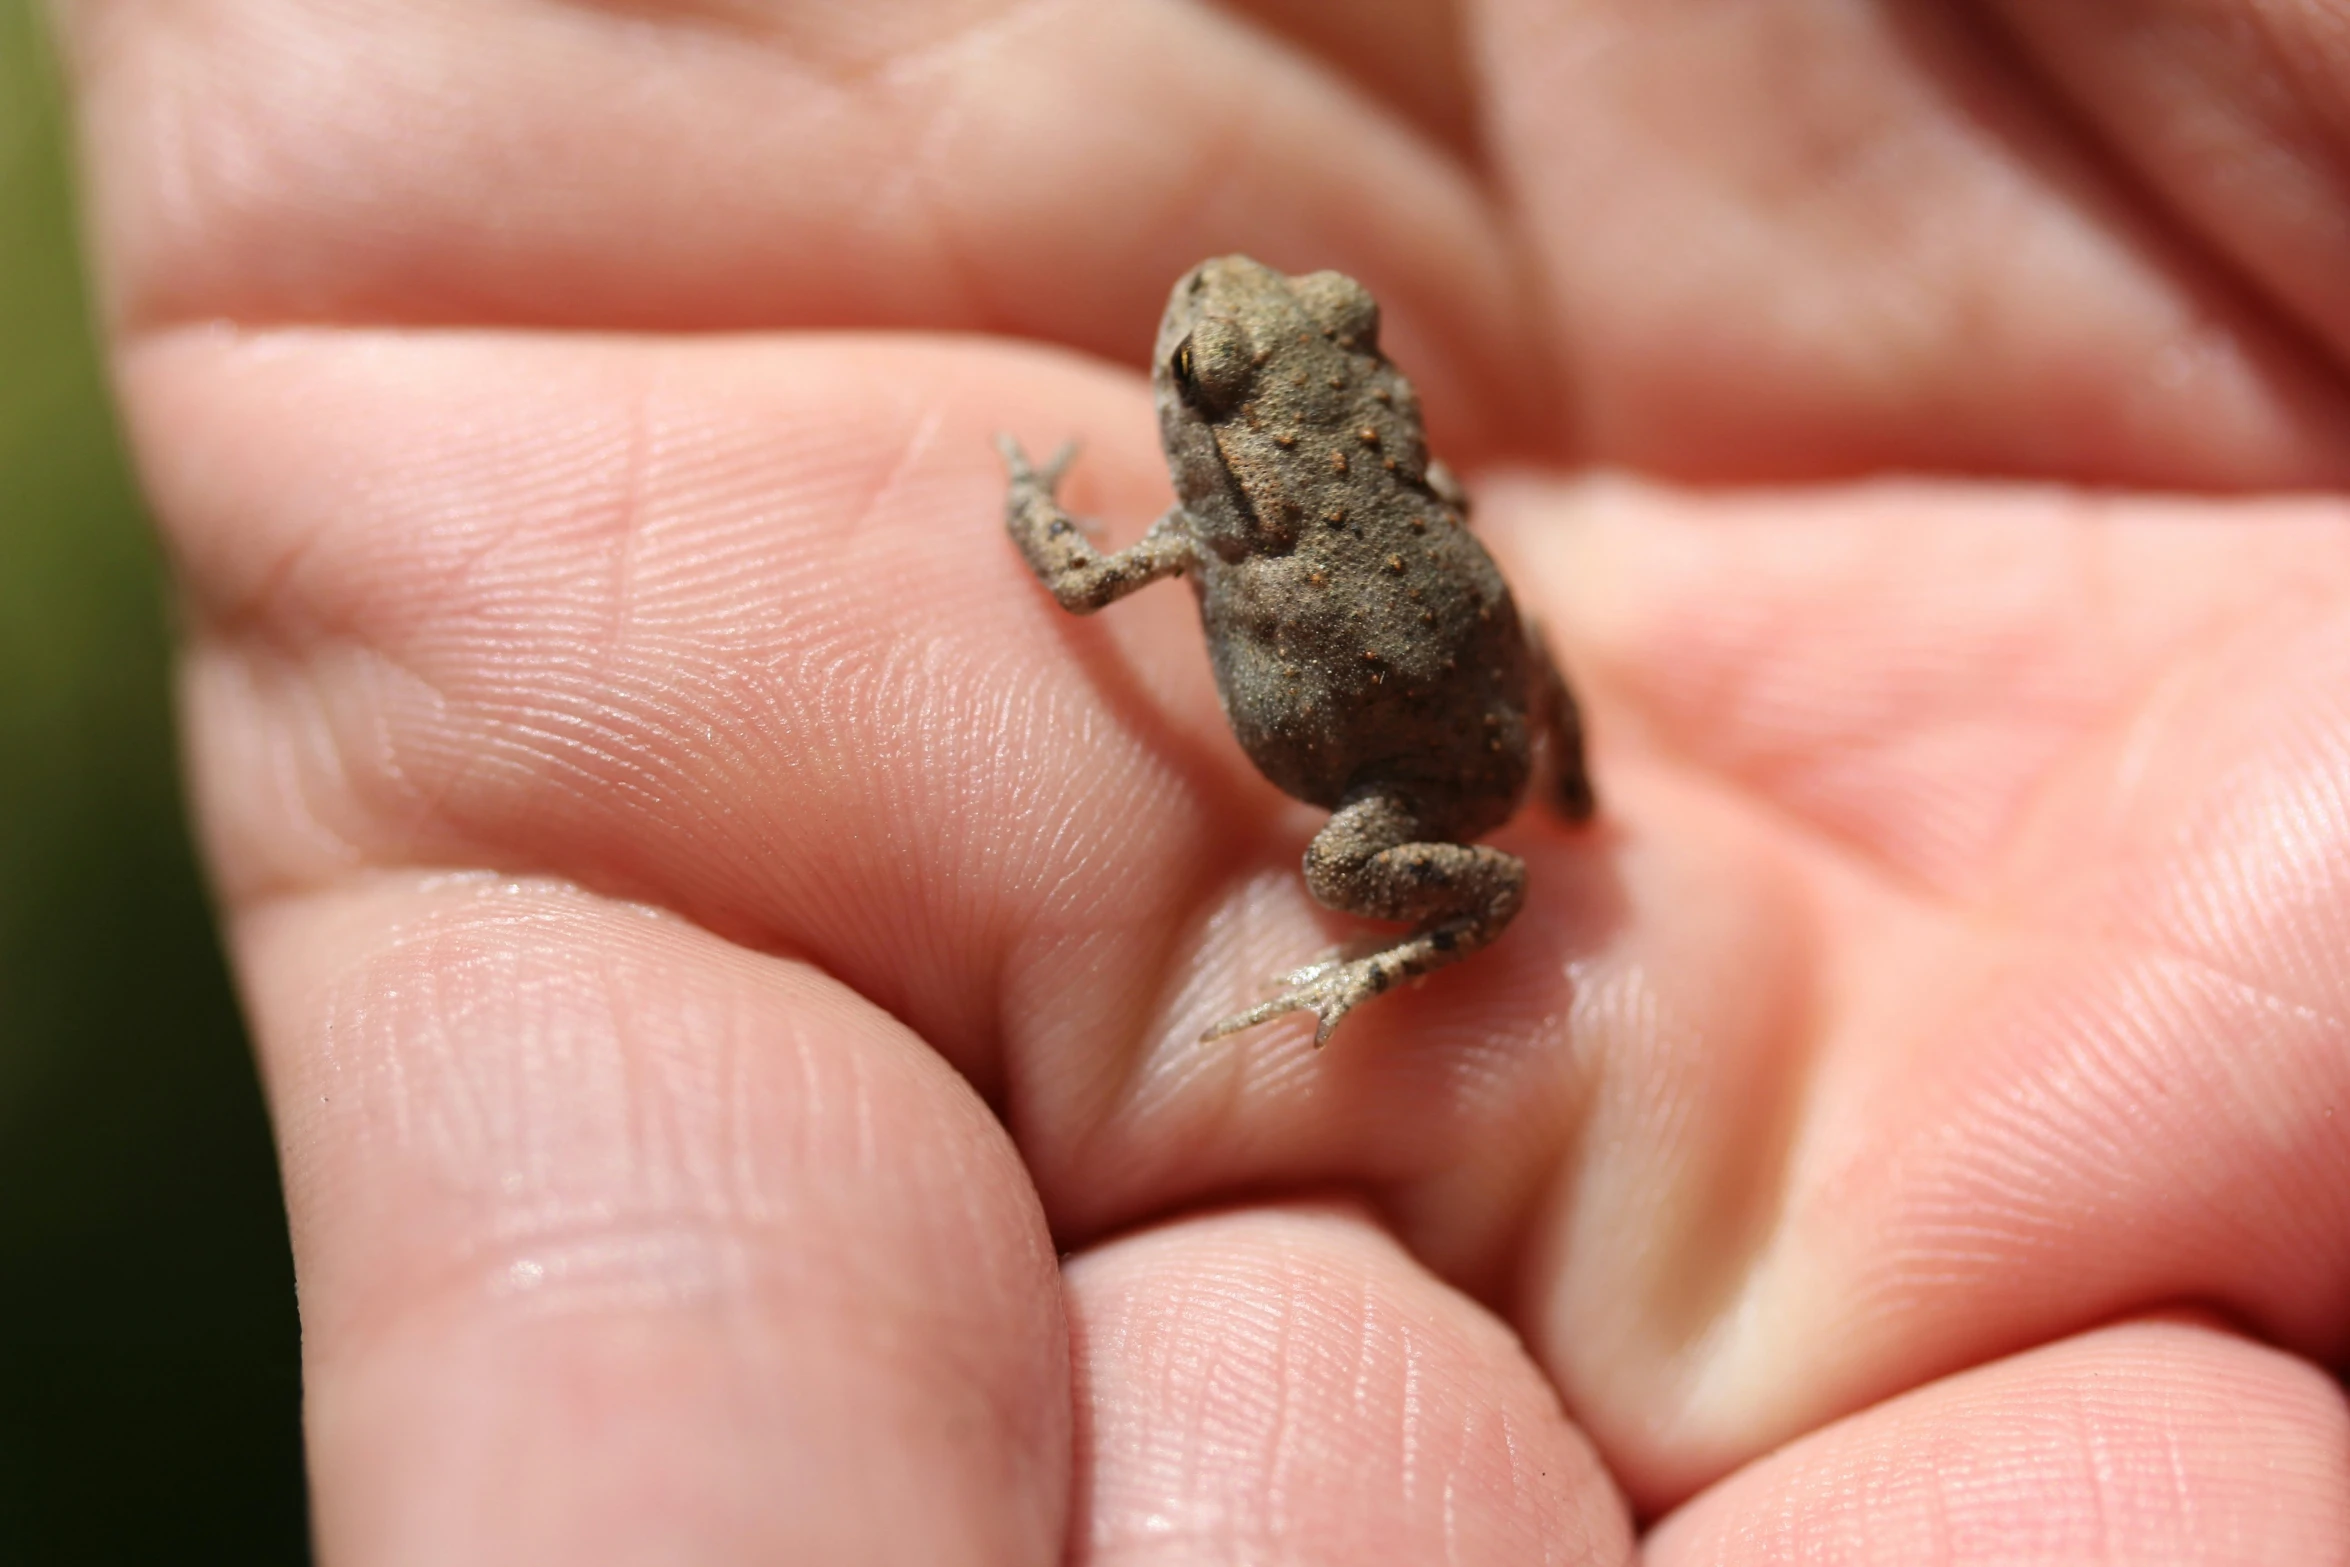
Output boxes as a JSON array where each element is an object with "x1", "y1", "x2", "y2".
[
  {"x1": 1272, "y1": 935, "x2": 1387, "y2": 991},
  {"x1": 1275, "y1": 950, "x2": 1345, "y2": 990},
  {"x1": 995, "y1": 433, "x2": 1078, "y2": 492},
  {"x1": 1201, "y1": 962, "x2": 1378, "y2": 1047},
  {"x1": 992, "y1": 431, "x2": 1032, "y2": 478}
]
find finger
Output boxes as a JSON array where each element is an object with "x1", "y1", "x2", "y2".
[
  {"x1": 1496, "y1": 474, "x2": 2350, "y2": 898},
  {"x1": 1476, "y1": 0, "x2": 2350, "y2": 485},
  {"x1": 243, "y1": 871, "x2": 1068, "y2": 1563},
  {"x1": 1223, "y1": 0, "x2": 1478, "y2": 158},
  {"x1": 58, "y1": 0, "x2": 1546, "y2": 452},
  {"x1": 1063, "y1": 1202, "x2": 1632, "y2": 1566},
  {"x1": 1489, "y1": 478, "x2": 2350, "y2": 1504},
  {"x1": 142, "y1": 328, "x2": 1208, "y2": 1094},
  {"x1": 1986, "y1": 0, "x2": 2350, "y2": 373},
  {"x1": 1646, "y1": 1320, "x2": 2350, "y2": 1564}
]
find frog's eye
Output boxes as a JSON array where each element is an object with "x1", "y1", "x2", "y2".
[
  {"x1": 1170, "y1": 317, "x2": 1253, "y2": 414},
  {"x1": 1292, "y1": 271, "x2": 1380, "y2": 350}
]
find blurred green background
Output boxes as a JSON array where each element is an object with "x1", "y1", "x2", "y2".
[{"x1": 1, "y1": 5, "x2": 309, "y2": 1560}]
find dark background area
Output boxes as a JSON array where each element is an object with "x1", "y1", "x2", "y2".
[{"x1": 1, "y1": 5, "x2": 310, "y2": 1559}]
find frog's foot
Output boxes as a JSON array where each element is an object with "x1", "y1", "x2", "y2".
[
  {"x1": 1197, "y1": 937, "x2": 1391, "y2": 1043},
  {"x1": 1202, "y1": 793, "x2": 1529, "y2": 1046},
  {"x1": 1202, "y1": 956, "x2": 1377, "y2": 1046},
  {"x1": 1207, "y1": 934, "x2": 1469, "y2": 1045}
]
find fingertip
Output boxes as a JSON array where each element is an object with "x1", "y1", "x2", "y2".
[
  {"x1": 1064, "y1": 1202, "x2": 1635, "y2": 1566},
  {"x1": 1646, "y1": 1320, "x2": 2350, "y2": 1566}
]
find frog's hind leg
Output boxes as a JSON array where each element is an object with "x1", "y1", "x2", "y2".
[
  {"x1": 1529, "y1": 624, "x2": 1598, "y2": 822},
  {"x1": 1202, "y1": 793, "x2": 1525, "y2": 1046}
]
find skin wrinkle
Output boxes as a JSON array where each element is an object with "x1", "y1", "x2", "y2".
[
  {"x1": 1603, "y1": 673, "x2": 1992, "y2": 913},
  {"x1": 298, "y1": 894, "x2": 708, "y2": 1205},
  {"x1": 1179, "y1": 1273, "x2": 1253, "y2": 1546},
  {"x1": 1778, "y1": 8, "x2": 2048, "y2": 249},
  {"x1": 880, "y1": 3, "x2": 1061, "y2": 327},
  {"x1": 2116, "y1": 941, "x2": 2350, "y2": 1157},
  {"x1": 1155, "y1": 1274, "x2": 1215, "y2": 1546},
  {"x1": 2153, "y1": 1410, "x2": 2199, "y2": 1558},
  {"x1": 173, "y1": 352, "x2": 669, "y2": 902},
  {"x1": 1389, "y1": 1288, "x2": 1420, "y2": 1519},
  {"x1": 1830, "y1": 944, "x2": 2350, "y2": 1369},
  {"x1": 2122, "y1": 959, "x2": 2350, "y2": 1259},
  {"x1": 906, "y1": 2, "x2": 1517, "y2": 397},
  {"x1": 997, "y1": 736, "x2": 1251, "y2": 1131},
  {"x1": 1914, "y1": 1407, "x2": 1958, "y2": 1563},
  {"x1": 1846, "y1": 1121, "x2": 2139, "y2": 1324},
  {"x1": 1372, "y1": 985, "x2": 1594, "y2": 1300},
  {"x1": 1664, "y1": 875, "x2": 1819, "y2": 1358},
  {"x1": 158, "y1": 338, "x2": 656, "y2": 649},
  {"x1": 2072, "y1": 1372, "x2": 2120, "y2": 1562},
  {"x1": 577, "y1": 0, "x2": 1075, "y2": 90},
  {"x1": 1953, "y1": 0, "x2": 2350, "y2": 414},
  {"x1": 188, "y1": 639, "x2": 369, "y2": 900},
  {"x1": 2011, "y1": 0, "x2": 2350, "y2": 364},
  {"x1": 2154, "y1": 746, "x2": 2350, "y2": 993},
  {"x1": 1540, "y1": 490, "x2": 2350, "y2": 911},
  {"x1": 1528, "y1": 814, "x2": 1825, "y2": 1407},
  {"x1": 1484, "y1": 1, "x2": 2350, "y2": 481},
  {"x1": 1265, "y1": 1247, "x2": 1318, "y2": 1545},
  {"x1": 2249, "y1": 0, "x2": 2350, "y2": 173},
  {"x1": 1491, "y1": 1404, "x2": 1525, "y2": 1565},
  {"x1": 552, "y1": 0, "x2": 787, "y2": 49},
  {"x1": 591, "y1": 352, "x2": 657, "y2": 698},
  {"x1": 2057, "y1": 566, "x2": 2208, "y2": 872},
  {"x1": 1036, "y1": 833, "x2": 1314, "y2": 1198},
  {"x1": 1649, "y1": 1323, "x2": 2350, "y2": 1561},
  {"x1": 2124, "y1": 648, "x2": 2350, "y2": 902},
  {"x1": 1226, "y1": 0, "x2": 1480, "y2": 162}
]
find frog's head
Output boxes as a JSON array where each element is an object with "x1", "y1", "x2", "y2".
[
  {"x1": 1153, "y1": 256, "x2": 1385, "y2": 555},
  {"x1": 1153, "y1": 256, "x2": 1382, "y2": 422}
]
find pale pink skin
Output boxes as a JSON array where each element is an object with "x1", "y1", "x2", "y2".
[{"x1": 57, "y1": 1, "x2": 2350, "y2": 1561}]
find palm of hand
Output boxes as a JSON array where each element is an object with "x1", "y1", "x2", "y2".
[{"x1": 66, "y1": 0, "x2": 2350, "y2": 1559}]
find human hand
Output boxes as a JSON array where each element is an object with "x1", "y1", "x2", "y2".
[{"x1": 60, "y1": 0, "x2": 2350, "y2": 1559}]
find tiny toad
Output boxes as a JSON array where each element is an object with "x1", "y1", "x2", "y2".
[{"x1": 1000, "y1": 255, "x2": 1594, "y2": 1043}]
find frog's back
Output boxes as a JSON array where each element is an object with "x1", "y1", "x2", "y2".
[
  {"x1": 1155, "y1": 255, "x2": 1537, "y2": 837},
  {"x1": 1198, "y1": 528, "x2": 1535, "y2": 838}
]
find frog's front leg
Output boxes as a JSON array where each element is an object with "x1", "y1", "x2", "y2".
[
  {"x1": 997, "y1": 436, "x2": 1197, "y2": 613},
  {"x1": 1203, "y1": 791, "x2": 1526, "y2": 1046}
]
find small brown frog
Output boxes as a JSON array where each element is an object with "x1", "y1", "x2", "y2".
[{"x1": 1000, "y1": 255, "x2": 1594, "y2": 1044}]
